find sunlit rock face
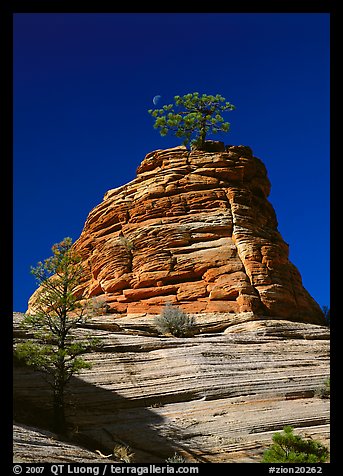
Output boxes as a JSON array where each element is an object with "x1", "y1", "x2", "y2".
[{"x1": 28, "y1": 143, "x2": 324, "y2": 325}]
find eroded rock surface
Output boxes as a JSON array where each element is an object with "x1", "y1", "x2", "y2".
[
  {"x1": 28, "y1": 144, "x2": 324, "y2": 324},
  {"x1": 13, "y1": 314, "x2": 330, "y2": 463},
  {"x1": 13, "y1": 423, "x2": 110, "y2": 463}
]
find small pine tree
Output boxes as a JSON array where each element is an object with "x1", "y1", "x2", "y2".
[
  {"x1": 262, "y1": 426, "x2": 329, "y2": 463},
  {"x1": 148, "y1": 92, "x2": 235, "y2": 149},
  {"x1": 14, "y1": 237, "x2": 100, "y2": 434},
  {"x1": 154, "y1": 303, "x2": 195, "y2": 337}
]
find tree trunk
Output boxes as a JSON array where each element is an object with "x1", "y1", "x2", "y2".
[
  {"x1": 53, "y1": 305, "x2": 68, "y2": 433},
  {"x1": 199, "y1": 121, "x2": 206, "y2": 149},
  {"x1": 53, "y1": 380, "x2": 66, "y2": 434}
]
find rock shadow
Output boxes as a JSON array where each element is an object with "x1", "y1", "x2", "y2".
[{"x1": 13, "y1": 359, "x2": 209, "y2": 463}]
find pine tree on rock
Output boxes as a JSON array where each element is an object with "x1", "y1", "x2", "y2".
[
  {"x1": 149, "y1": 92, "x2": 235, "y2": 149},
  {"x1": 15, "y1": 237, "x2": 100, "y2": 434}
]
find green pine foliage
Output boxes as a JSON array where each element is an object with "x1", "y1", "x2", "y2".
[
  {"x1": 315, "y1": 377, "x2": 330, "y2": 399},
  {"x1": 148, "y1": 92, "x2": 235, "y2": 149},
  {"x1": 261, "y1": 426, "x2": 329, "y2": 463},
  {"x1": 14, "y1": 237, "x2": 100, "y2": 433}
]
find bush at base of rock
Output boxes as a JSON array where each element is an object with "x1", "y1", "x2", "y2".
[{"x1": 154, "y1": 303, "x2": 195, "y2": 337}]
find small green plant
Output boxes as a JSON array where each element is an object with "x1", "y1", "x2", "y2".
[
  {"x1": 155, "y1": 303, "x2": 195, "y2": 337},
  {"x1": 118, "y1": 235, "x2": 134, "y2": 251},
  {"x1": 315, "y1": 377, "x2": 330, "y2": 399},
  {"x1": 261, "y1": 426, "x2": 329, "y2": 463},
  {"x1": 165, "y1": 452, "x2": 187, "y2": 463}
]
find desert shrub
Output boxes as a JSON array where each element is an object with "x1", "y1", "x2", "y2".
[
  {"x1": 262, "y1": 426, "x2": 329, "y2": 463},
  {"x1": 118, "y1": 236, "x2": 134, "y2": 251},
  {"x1": 90, "y1": 296, "x2": 110, "y2": 315},
  {"x1": 166, "y1": 452, "x2": 187, "y2": 463},
  {"x1": 155, "y1": 303, "x2": 195, "y2": 337},
  {"x1": 113, "y1": 444, "x2": 134, "y2": 463},
  {"x1": 315, "y1": 377, "x2": 330, "y2": 399}
]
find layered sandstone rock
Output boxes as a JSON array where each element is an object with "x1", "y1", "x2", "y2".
[
  {"x1": 13, "y1": 314, "x2": 330, "y2": 463},
  {"x1": 13, "y1": 423, "x2": 111, "y2": 463},
  {"x1": 28, "y1": 143, "x2": 324, "y2": 324}
]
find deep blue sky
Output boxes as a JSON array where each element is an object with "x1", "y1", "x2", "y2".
[{"x1": 13, "y1": 13, "x2": 330, "y2": 312}]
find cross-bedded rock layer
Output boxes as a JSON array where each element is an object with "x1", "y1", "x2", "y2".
[
  {"x1": 28, "y1": 144, "x2": 324, "y2": 324},
  {"x1": 13, "y1": 314, "x2": 330, "y2": 463}
]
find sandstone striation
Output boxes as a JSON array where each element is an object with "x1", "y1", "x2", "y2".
[
  {"x1": 13, "y1": 423, "x2": 110, "y2": 463},
  {"x1": 13, "y1": 314, "x2": 330, "y2": 463},
  {"x1": 28, "y1": 143, "x2": 324, "y2": 324}
]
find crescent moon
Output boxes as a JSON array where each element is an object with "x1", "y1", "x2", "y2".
[{"x1": 153, "y1": 95, "x2": 162, "y2": 105}]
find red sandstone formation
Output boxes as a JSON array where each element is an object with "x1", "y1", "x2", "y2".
[{"x1": 28, "y1": 143, "x2": 324, "y2": 324}]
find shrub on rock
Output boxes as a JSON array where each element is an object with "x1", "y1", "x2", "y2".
[{"x1": 154, "y1": 303, "x2": 195, "y2": 337}]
